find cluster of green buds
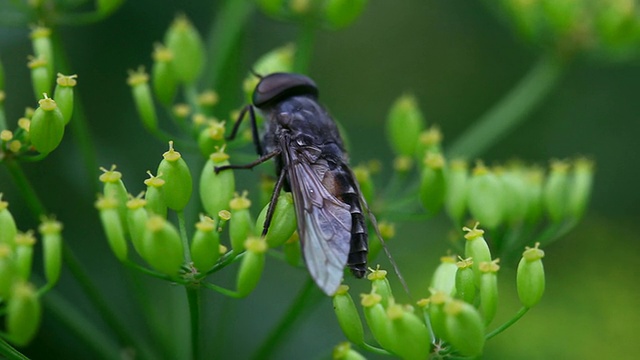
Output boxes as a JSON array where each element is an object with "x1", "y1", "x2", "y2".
[
  {"x1": 0, "y1": 194, "x2": 63, "y2": 346},
  {"x1": 332, "y1": 224, "x2": 546, "y2": 358},
  {"x1": 494, "y1": 0, "x2": 640, "y2": 59},
  {"x1": 257, "y1": 0, "x2": 368, "y2": 29}
]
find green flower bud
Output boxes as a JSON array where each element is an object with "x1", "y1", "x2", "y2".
[
  {"x1": 444, "y1": 299, "x2": 485, "y2": 357},
  {"x1": 445, "y1": 159, "x2": 468, "y2": 225},
  {"x1": 229, "y1": 192, "x2": 255, "y2": 252},
  {"x1": 0, "y1": 244, "x2": 17, "y2": 298},
  {"x1": 361, "y1": 292, "x2": 394, "y2": 351},
  {"x1": 256, "y1": 0, "x2": 286, "y2": 17},
  {"x1": 523, "y1": 168, "x2": 544, "y2": 223},
  {"x1": 427, "y1": 291, "x2": 449, "y2": 340},
  {"x1": 283, "y1": 232, "x2": 302, "y2": 266},
  {"x1": 416, "y1": 126, "x2": 443, "y2": 158},
  {"x1": 332, "y1": 285, "x2": 365, "y2": 346},
  {"x1": 499, "y1": 0, "x2": 544, "y2": 41},
  {"x1": 97, "y1": 0, "x2": 125, "y2": 14},
  {"x1": 151, "y1": 43, "x2": 178, "y2": 106},
  {"x1": 190, "y1": 215, "x2": 221, "y2": 271},
  {"x1": 323, "y1": 0, "x2": 368, "y2": 29},
  {"x1": 28, "y1": 57, "x2": 52, "y2": 101},
  {"x1": 164, "y1": 15, "x2": 204, "y2": 84},
  {"x1": 197, "y1": 90, "x2": 219, "y2": 115},
  {"x1": 567, "y1": 158, "x2": 594, "y2": 219},
  {"x1": 53, "y1": 74, "x2": 77, "y2": 124},
  {"x1": 517, "y1": 242, "x2": 545, "y2": 308},
  {"x1": 386, "y1": 94, "x2": 425, "y2": 156},
  {"x1": 431, "y1": 255, "x2": 458, "y2": 296},
  {"x1": 30, "y1": 95, "x2": 65, "y2": 155},
  {"x1": 126, "y1": 196, "x2": 149, "y2": 259},
  {"x1": 352, "y1": 165, "x2": 374, "y2": 204},
  {"x1": 6, "y1": 282, "x2": 41, "y2": 346},
  {"x1": 367, "y1": 221, "x2": 395, "y2": 261},
  {"x1": 142, "y1": 215, "x2": 184, "y2": 276},
  {"x1": 255, "y1": 192, "x2": 297, "y2": 248},
  {"x1": 467, "y1": 163, "x2": 504, "y2": 229},
  {"x1": 367, "y1": 267, "x2": 393, "y2": 308},
  {"x1": 40, "y1": 218, "x2": 63, "y2": 287},
  {"x1": 543, "y1": 160, "x2": 570, "y2": 222},
  {"x1": 99, "y1": 165, "x2": 130, "y2": 234},
  {"x1": 419, "y1": 152, "x2": 446, "y2": 215},
  {"x1": 127, "y1": 68, "x2": 158, "y2": 131},
  {"x1": 144, "y1": 171, "x2": 167, "y2": 218},
  {"x1": 14, "y1": 232, "x2": 36, "y2": 281},
  {"x1": 157, "y1": 141, "x2": 193, "y2": 211},
  {"x1": 332, "y1": 342, "x2": 366, "y2": 360},
  {"x1": 0, "y1": 195, "x2": 17, "y2": 248},
  {"x1": 386, "y1": 303, "x2": 431, "y2": 360},
  {"x1": 478, "y1": 259, "x2": 500, "y2": 326},
  {"x1": 236, "y1": 237, "x2": 267, "y2": 297},
  {"x1": 200, "y1": 148, "x2": 235, "y2": 217},
  {"x1": 455, "y1": 257, "x2": 476, "y2": 304},
  {"x1": 30, "y1": 26, "x2": 54, "y2": 76},
  {"x1": 463, "y1": 223, "x2": 492, "y2": 285},
  {"x1": 499, "y1": 168, "x2": 528, "y2": 224},
  {"x1": 197, "y1": 120, "x2": 226, "y2": 157},
  {"x1": 95, "y1": 196, "x2": 128, "y2": 262},
  {"x1": 243, "y1": 44, "x2": 295, "y2": 101}
]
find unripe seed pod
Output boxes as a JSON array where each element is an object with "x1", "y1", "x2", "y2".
[
  {"x1": 543, "y1": 160, "x2": 570, "y2": 222},
  {"x1": 229, "y1": 192, "x2": 255, "y2": 252},
  {"x1": 243, "y1": 44, "x2": 295, "y2": 101},
  {"x1": 197, "y1": 120, "x2": 226, "y2": 157},
  {"x1": 283, "y1": 232, "x2": 301, "y2": 266},
  {"x1": 151, "y1": 43, "x2": 178, "y2": 106},
  {"x1": 190, "y1": 215, "x2": 221, "y2": 271},
  {"x1": 144, "y1": 171, "x2": 167, "y2": 218},
  {"x1": 444, "y1": 300, "x2": 485, "y2": 357},
  {"x1": 499, "y1": 168, "x2": 528, "y2": 224},
  {"x1": 127, "y1": 68, "x2": 158, "y2": 131},
  {"x1": 142, "y1": 215, "x2": 184, "y2": 276},
  {"x1": 332, "y1": 342, "x2": 366, "y2": 360},
  {"x1": 256, "y1": 0, "x2": 286, "y2": 17},
  {"x1": 478, "y1": 260, "x2": 500, "y2": 326},
  {"x1": 39, "y1": 218, "x2": 63, "y2": 287},
  {"x1": 99, "y1": 166, "x2": 130, "y2": 234},
  {"x1": 367, "y1": 268, "x2": 393, "y2": 308},
  {"x1": 255, "y1": 192, "x2": 297, "y2": 248},
  {"x1": 30, "y1": 26, "x2": 53, "y2": 76},
  {"x1": 0, "y1": 195, "x2": 17, "y2": 248},
  {"x1": 53, "y1": 74, "x2": 77, "y2": 124},
  {"x1": 28, "y1": 58, "x2": 52, "y2": 101},
  {"x1": 14, "y1": 232, "x2": 36, "y2": 281},
  {"x1": 567, "y1": 158, "x2": 594, "y2": 219},
  {"x1": 431, "y1": 255, "x2": 458, "y2": 297},
  {"x1": 197, "y1": 90, "x2": 219, "y2": 116},
  {"x1": 419, "y1": 152, "x2": 446, "y2": 215},
  {"x1": 236, "y1": 237, "x2": 267, "y2": 297},
  {"x1": 0, "y1": 245, "x2": 16, "y2": 298},
  {"x1": 126, "y1": 196, "x2": 149, "y2": 259},
  {"x1": 386, "y1": 94, "x2": 425, "y2": 156},
  {"x1": 361, "y1": 292, "x2": 394, "y2": 351},
  {"x1": 95, "y1": 196, "x2": 127, "y2": 262},
  {"x1": 200, "y1": 148, "x2": 235, "y2": 217},
  {"x1": 517, "y1": 242, "x2": 545, "y2": 308},
  {"x1": 416, "y1": 126, "x2": 443, "y2": 158},
  {"x1": 463, "y1": 222, "x2": 492, "y2": 285},
  {"x1": 445, "y1": 159, "x2": 469, "y2": 225},
  {"x1": 523, "y1": 168, "x2": 544, "y2": 223},
  {"x1": 455, "y1": 257, "x2": 476, "y2": 304},
  {"x1": 368, "y1": 221, "x2": 395, "y2": 263},
  {"x1": 324, "y1": 0, "x2": 368, "y2": 29},
  {"x1": 164, "y1": 15, "x2": 204, "y2": 84},
  {"x1": 427, "y1": 291, "x2": 449, "y2": 341},
  {"x1": 332, "y1": 285, "x2": 365, "y2": 346},
  {"x1": 97, "y1": 0, "x2": 125, "y2": 14},
  {"x1": 6, "y1": 282, "x2": 41, "y2": 346},
  {"x1": 387, "y1": 304, "x2": 431, "y2": 360},
  {"x1": 157, "y1": 141, "x2": 193, "y2": 211},
  {"x1": 30, "y1": 95, "x2": 64, "y2": 155},
  {"x1": 467, "y1": 163, "x2": 504, "y2": 229}
]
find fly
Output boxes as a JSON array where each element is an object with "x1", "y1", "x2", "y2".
[{"x1": 215, "y1": 72, "x2": 370, "y2": 295}]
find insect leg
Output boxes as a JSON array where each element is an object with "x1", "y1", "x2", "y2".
[
  {"x1": 228, "y1": 105, "x2": 263, "y2": 156},
  {"x1": 214, "y1": 148, "x2": 281, "y2": 173},
  {"x1": 260, "y1": 165, "x2": 288, "y2": 238}
]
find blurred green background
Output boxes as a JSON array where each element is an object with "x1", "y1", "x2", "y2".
[{"x1": 0, "y1": 0, "x2": 639, "y2": 359}]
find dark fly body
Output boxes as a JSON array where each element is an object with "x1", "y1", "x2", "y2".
[{"x1": 216, "y1": 72, "x2": 370, "y2": 295}]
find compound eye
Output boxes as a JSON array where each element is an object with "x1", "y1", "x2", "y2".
[{"x1": 252, "y1": 73, "x2": 318, "y2": 107}]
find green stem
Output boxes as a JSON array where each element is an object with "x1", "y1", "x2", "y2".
[
  {"x1": 251, "y1": 279, "x2": 324, "y2": 360},
  {"x1": 293, "y1": 20, "x2": 316, "y2": 74},
  {"x1": 485, "y1": 306, "x2": 529, "y2": 340},
  {"x1": 447, "y1": 55, "x2": 565, "y2": 159},
  {"x1": 0, "y1": 103, "x2": 7, "y2": 131},
  {"x1": 0, "y1": 337, "x2": 30, "y2": 360},
  {"x1": 200, "y1": 281, "x2": 242, "y2": 298},
  {"x1": 3, "y1": 158, "x2": 47, "y2": 217},
  {"x1": 186, "y1": 287, "x2": 201, "y2": 360},
  {"x1": 177, "y1": 211, "x2": 192, "y2": 263},
  {"x1": 360, "y1": 342, "x2": 393, "y2": 356}
]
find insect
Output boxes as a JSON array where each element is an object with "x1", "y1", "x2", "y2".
[{"x1": 215, "y1": 72, "x2": 370, "y2": 295}]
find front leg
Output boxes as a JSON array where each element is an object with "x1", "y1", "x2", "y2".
[{"x1": 214, "y1": 149, "x2": 281, "y2": 174}]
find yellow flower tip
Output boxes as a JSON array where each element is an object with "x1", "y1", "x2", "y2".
[
  {"x1": 379, "y1": 221, "x2": 396, "y2": 239},
  {"x1": 352, "y1": 165, "x2": 371, "y2": 183},
  {"x1": 144, "y1": 171, "x2": 165, "y2": 187},
  {"x1": 479, "y1": 259, "x2": 500, "y2": 273},
  {"x1": 424, "y1": 152, "x2": 446, "y2": 170},
  {"x1": 38, "y1": 95, "x2": 57, "y2": 111},
  {"x1": 419, "y1": 126, "x2": 443, "y2": 146},
  {"x1": 0, "y1": 243, "x2": 12, "y2": 258},
  {"x1": 8, "y1": 140, "x2": 22, "y2": 153},
  {"x1": 0, "y1": 194, "x2": 7, "y2": 210},
  {"x1": 192, "y1": 113, "x2": 207, "y2": 126},
  {"x1": 218, "y1": 209, "x2": 231, "y2": 221},
  {"x1": 290, "y1": 0, "x2": 311, "y2": 14},
  {"x1": 99, "y1": 165, "x2": 122, "y2": 183},
  {"x1": 173, "y1": 103, "x2": 191, "y2": 118},
  {"x1": 456, "y1": 257, "x2": 474, "y2": 269},
  {"x1": 393, "y1": 155, "x2": 413, "y2": 172},
  {"x1": 366, "y1": 266, "x2": 387, "y2": 280},
  {"x1": 95, "y1": 195, "x2": 118, "y2": 210},
  {"x1": 0, "y1": 130, "x2": 13, "y2": 141},
  {"x1": 126, "y1": 67, "x2": 149, "y2": 86},
  {"x1": 333, "y1": 342, "x2": 351, "y2": 359},
  {"x1": 463, "y1": 222, "x2": 485, "y2": 240},
  {"x1": 334, "y1": 284, "x2": 350, "y2": 296},
  {"x1": 126, "y1": 196, "x2": 147, "y2": 210},
  {"x1": 206, "y1": 120, "x2": 225, "y2": 140},
  {"x1": 244, "y1": 237, "x2": 268, "y2": 253},
  {"x1": 360, "y1": 292, "x2": 382, "y2": 307},
  {"x1": 27, "y1": 56, "x2": 47, "y2": 69},
  {"x1": 440, "y1": 255, "x2": 457, "y2": 264},
  {"x1": 171, "y1": 13, "x2": 192, "y2": 30},
  {"x1": 429, "y1": 290, "x2": 449, "y2": 305},
  {"x1": 13, "y1": 281, "x2": 36, "y2": 298},
  {"x1": 229, "y1": 191, "x2": 251, "y2": 210},
  {"x1": 386, "y1": 303, "x2": 404, "y2": 320},
  {"x1": 0, "y1": 91, "x2": 5, "y2": 102},
  {"x1": 162, "y1": 141, "x2": 182, "y2": 161},
  {"x1": 18, "y1": 118, "x2": 31, "y2": 131},
  {"x1": 218, "y1": 244, "x2": 228, "y2": 255},
  {"x1": 39, "y1": 218, "x2": 63, "y2": 235},
  {"x1": 152, "y1": 43, "x2": 174, "y2": 62},
  {"x1": 574, "y1": 157, "x2": 595, "y2": 173},
  {"x1": 523, "y1": 242, "x2": 545, "y2": 261},
  {"x1": 443, "y1": 299, "x2": 464, "y2": 315},
  {"x1": 471, "y1": 160, "x2": 489, "y2": 176},
  {"x1": 56, "y1": 73, "x2": 78, "y2": 87},
  {"x1": 15, "y1": 231, "x2": 37, "y2": 246},
  {"x1": 29, "y1": 25, "x2": 51, "y2": 38},
  {"x1": 198, "y1": 90, "x2": 219, "y2": 106},
  {"x1": 146, "y1": 215, "x2": 166, "y2": 232},
  {"x1": 416, "y1": 298, "x2": 430, "y2": 308},
  {"x1": 367, "y1": 159, "x2": 382, "y2": 174},
  {"x1": 550, "y1": 159, "x2": 570, "y2": 173},
  {"x1": 195, "y1": 215, "x2": 215, "y2": 232}
]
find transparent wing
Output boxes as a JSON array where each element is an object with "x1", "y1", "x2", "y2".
[{"x1": 286, "y1": 148, "x2": 352, "y2": 296}]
